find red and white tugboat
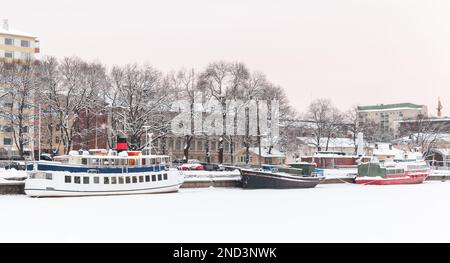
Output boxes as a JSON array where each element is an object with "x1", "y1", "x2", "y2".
[{"x1": 355, "y1": 159, "x2": 430, "y2": 185}]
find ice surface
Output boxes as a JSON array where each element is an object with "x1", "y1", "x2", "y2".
[{"x1": 1, "y1": 181, "x2": 450, "y2": 242}]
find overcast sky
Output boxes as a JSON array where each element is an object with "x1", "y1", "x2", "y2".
[{"x1": 4, "y1": 0, "x2": 450, "y2": 116}]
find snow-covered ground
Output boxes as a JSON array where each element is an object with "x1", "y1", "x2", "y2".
[
  {"x1": 1, "y1": 181, "x2": 450, "y2": 242},
  {"x1": 430, "y1": 169, "x2": 450, "y2": 176},
  {"x1": 321, "y1": 168, "x2": 357, "y2": 178},
  {"x1": 0, "y1": 168, "x2": 27, "y2": 180},
  {"x1": 182, "y1": 169, "x2": 241, "y2": 181}
]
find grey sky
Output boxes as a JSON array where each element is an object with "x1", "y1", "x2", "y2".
[{"x1": 4, "y1": 0, "x2": 450, "y2": 116}]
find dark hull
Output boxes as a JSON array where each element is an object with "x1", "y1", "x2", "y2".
[{"x1": 240, "y1": 169, "x2": 324, "y2": 189}]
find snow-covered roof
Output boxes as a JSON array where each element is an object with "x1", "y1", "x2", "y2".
[
  {"x1": 248, "y1": 147, "x2": 285, "y2": 158},
  {"x1": 373, "y1": 148, "x2": 403, "y2": 156},
  {"x1": 429, "y1": 148, "x2": 450, "y2": 157},
  {"x1": 297, "y1": 137, "x2": 362, "y2": 148},
  {"x1": 0, "y1": 27, "x2": 36, "y2": 38},
  {"x1": 394, "y1": 133, "x2": 450, "y2": 144},
  {"x1": 357, "y1": 103, "x2": 423, "y2": 112}
]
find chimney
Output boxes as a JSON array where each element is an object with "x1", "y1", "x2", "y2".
[{"x1": 2, "y1": 19, "x2": 8, "y2": 30}]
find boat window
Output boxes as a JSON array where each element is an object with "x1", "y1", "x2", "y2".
[
  {"x1": 65, "y1": 176, "x2": 71, "y2": 183},
  {"x1": 83, "y1": 177, "x2": 89, "y2": 184},
  {"x1": 156, "y1": 158, "x2": 161, "y2": 164},
  {"x1": 158, "y1": 174, "x2": 162, "y2": 181},
  {"x1": 139, "y1": 176, "x2": 144, "y2": 183},
  {"x1": 45, "y1": 173, "x2": 52, "y2": 180},
  {"x1": 132, "y1": 176, "x2": 137, "y2": 183},
  {"x1": 152, "y1": 174, "x2": 156, "y2": 181},
  {"x1": 151, "y1": 158, "x2": 156, "y2": 164},
  {"x1": 111, "y1": 177, "x2": 117, "y2": 184},
  {"x1": 81, "y1": 158, "x2": 87, "y2": 165},
  {"x1": 104, "y1": 177, "x2": 109, "y2": 184},
  {"x1": 145, "y1": 175, "x2": 150, "y2": 182},
  {"x1": 94, "y1": 177, "x2": 100, "y2": 184},
  {"x1": 142, "y1": 159, "x2": 146, "y2": 165},
  {"x1": 163, "y1": 173, "x2": 168, "y2": 180},
  {"x1": 119, "y1": 177, "x2": 124, "y2": 184},
  {"x1": 125, "y1": 177, "x2": 131, "y2": 183},
  {"x1": 74, "y1": 176, "x2": 81, "y2": 184}
]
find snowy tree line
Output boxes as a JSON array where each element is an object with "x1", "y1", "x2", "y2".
[
  {"x1": 1, "y1": 57, "x2": 444, "y2": 161},
  {"x1": 0, "y1": 58, "x2": 297, "y2": 163}
]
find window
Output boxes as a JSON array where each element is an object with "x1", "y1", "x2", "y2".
[
  {"x1": 21, "y1": 40, "x2": 30, "y2": 47},
  {"x1": 132, "y1": 176, "x2": 137, "y2": 183},
  {"x1": 65, "y1": 176, "x2": 71, "y2": 183},
  {"x1": 74, "y1": 176, "x2": 81, "y2": 184},
  {"x1": 4, "y1": 51, "x2": 13, "y2": 58},
  {"x1": 158, "y1": 174, "x2": 162, "y2": 181},
  {"x1": 104, "y1": 177, "x2": 109, "y2": 184},
  {"x1": 94, "y1": 177, "x2": 100, "y2": 184},
  {"x1": 119, "y1": 177, "x2": 124, "y2": 184},
  {"x1": 3, "y1": 138, "x2": 12, "y2": 145},
  {"x1": 145, "y1": 175, "x2": 150, "y2": 182},
  {"x1": 81, "y1": 158, "x2": 87, "y2": 165},
  {"x1": 111, "y1": 177, "x2": 117, "y2": 184},
  {"x1": 45, "y1": 173, "x2": 52, "y2": 180},
  {"x1": 83, "y1": 177, "x2": 89, "y2": 184},
  {"x1": 139, "y1": 176, "x2": 144, "y2": 183},
  {"x1": 21, "y1": 126, "x2": 29, "y2": 133},
  {"x1": 163, "y1": 173, "x2": 168, "y2": 180},
  {"x1": 151, "y1": 174, "x2": 156, "y2": 181},
  {"x1": 126, "y1": 177, "x2": 131, "y2": 184},
  {"x1": 5, "y1": 38, "x2": 13, "y2": 45}
]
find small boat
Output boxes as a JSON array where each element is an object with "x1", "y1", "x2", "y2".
[
  {"x1": 24, "y1": 149, "x2": 184, "y2": 197},
  {"x1": 355, "y1": 160, "x2": 429, "y2": 185},
  {"x1": 240, "y1": 162, "x2": 325, "y2": 189}
]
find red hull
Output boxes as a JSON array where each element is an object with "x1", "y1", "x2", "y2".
[{"x1": 355, "y1": 171, "x2": 429, "y2": 185}]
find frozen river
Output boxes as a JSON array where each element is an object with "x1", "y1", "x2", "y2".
[{"x1": 1, "y1": 181, "x2": 450, "y2": 242}]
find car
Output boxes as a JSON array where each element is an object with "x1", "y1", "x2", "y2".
[
  {"x1": 177, "y1": 160, "x2": 204, "y2": 170},
  {"x1": 40, "y1": 153, "x2": 53, "y2": 161}
]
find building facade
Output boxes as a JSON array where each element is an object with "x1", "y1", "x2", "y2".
[
  {"x1": 357, "y1": 103, "x2": 428, "y2": 136},
  {"x1": 0, "y1": 20, "x2": 39, "y2": 159},
  {"x1": 0, "y1": 19, "x2": 39, "y2": 62}
]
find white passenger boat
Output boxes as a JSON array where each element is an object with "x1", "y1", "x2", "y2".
[{"x1": 24, "y1": 149, "x2": 184, "y2": 197}]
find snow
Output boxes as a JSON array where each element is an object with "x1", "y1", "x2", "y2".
[
  {"x1": 0, "y1": 168, "x2": 27, "y2": 180},
  {"x1": 0, "y1": 27, "x2": 36, "y2": 38},
  {"x1": 322, "y1": 168, "x2": 357, "y2": 178},
  {"x1": 297, "y1": 137, "x2": 361, "y2": 149},
  {"x1": 182, "y1": 170, "x2": 241, "y2": 180},
  {"x1": 2, "y1": 181, "x2": 450, "y2": 242},
  {"x1": 248, "y1": 147, "x2": 285, "y2": 158}
]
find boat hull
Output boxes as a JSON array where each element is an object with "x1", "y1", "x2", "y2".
[
  {"x1": 24, "y1": 169, "x2": 184, "y2": 197},
  {"x1": 25, "y1": 183, "x2": 182, "y2": 197},
  {"x1": 355, "y1": 172, "x2": 429, "y2": 185},
  {"x1": 241, "y1": 169, "x2": 324, "y2": 189}
]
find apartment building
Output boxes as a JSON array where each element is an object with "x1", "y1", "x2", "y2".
[
  {"x1": 357, "y1": 103, "x2": 428, "y2": 136},
  {"x1": 0, "y1": 19, "x2": 39, "y2": 158},
  {"x1": 0, "y1": 19, "x2": 39, "y2": 62}
]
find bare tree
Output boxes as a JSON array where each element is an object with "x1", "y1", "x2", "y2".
[
  {"x1": 108, "y1": 64, "x2": 173, "y2": 151},
  {"x1": 169, "y1": 68, "x2": 199, "y2": 160},
  {"x1": 396, "y1": 114, "x2": 449, "y2": 158},
  {"x1": 0, "y1": 60, "x2": 37, "y2": 157},
  {"x1": 199, "y1": 61, "x2": 249, "y2": 164},
  {"x1": 37, "y1": 57, "x2": 106, "y2": 154}
]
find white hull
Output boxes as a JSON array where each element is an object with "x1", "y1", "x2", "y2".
[
  {"x1": 25, "y1": 169, "x2": 184, "y2": 198},
  {"x1": 25, "y1": 183, "x2": 182, "y2": 197}
]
